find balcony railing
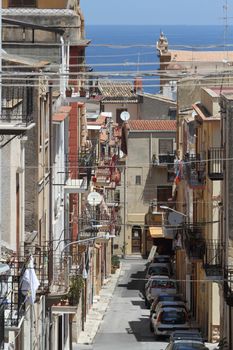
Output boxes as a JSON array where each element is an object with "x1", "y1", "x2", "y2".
[
  {"x1": 203, "y1": 239, "x2": 224, "y2": 279},
  {"x1": 183, "y1": 153, "x2": 206, "y2": 188},
  {"x1": 152, "y1": 154, "x2": 175, "y2": 168},
  {"x1": 0, "y1": 259, "x2": 27, "y2": 330},
  {"x1": 224, "y1": 266, "x2": 233, "y2": 306},
  {"x1": 0, "y1": 80, "x2": 34, "y2": 134},
  {"x1": 184, "y1": 227, "x2": 206, "y2": 260},
  {"x1": 53, "y1": 146, "x2": 97, "y2": 188},
  {"x1": 208, "y1": 148, "x2": 224, "y2": 181}
]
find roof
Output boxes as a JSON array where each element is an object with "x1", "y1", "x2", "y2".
[
  {"x1": 170, "y1": 50, "x2": 233, "y2": 63},
  {"x1": 52, "y1": 106, "x2": 71, "y2": 123},
  {"x1": 128, "y1": 120, "x2": 176, "y2": 132},
  {"x1": 2, "y1": 8, "x2": 78, "y2": 16},
  {"x1": 2, "y1": 51, "x2": 49, "y2": 68},
  {"x1": 98, "y1": 80, "x2": 138, "y2": 102}
]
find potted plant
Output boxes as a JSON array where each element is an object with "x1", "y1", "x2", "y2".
[
  {"x1": 111, "y1": 255, "x2": 120, "y2": 274},
  {"x1": 67, "y1": 275, "x2": 84, "y2": 306},
  {"x1": 79, "y1": 87, "x2": 86, "y2": 97},
  {"x1": 65, "y1": 86, "x2": 73, "y2": 97}
]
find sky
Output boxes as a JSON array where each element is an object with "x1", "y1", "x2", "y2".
[{"x1": 81, "y1": 0, "x2": 226, "y2": 26}]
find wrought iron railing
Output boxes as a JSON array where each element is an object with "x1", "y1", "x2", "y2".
[
  {"x1": 224, "y1": 266, "x2": 233, "y2": 306},
  {"x1": 1, "y1": 80, "x2": 34, "y2": 126},
  {"x1": 184, "y1": 227, "x2": 206, "y2": 260},
  {"x1": 203, "y1": 239, "x2": 224, "y2": 279},
  {"x1": 0, "y1": 259, "x2": 27, "y2": 330},
  {"x1": 183, "y1": 153, "x2": 206, "y2": 188},
  {"x1": 208, "y1": 148, "x2": 224, "y2": 180}
]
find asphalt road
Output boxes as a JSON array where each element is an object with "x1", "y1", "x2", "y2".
[
  {"x1": 77, "y1": 257, "x2": 217, "y2": 350},
  {"x1": 88, "y1": 258, "x2": 167, "y2": 350}
]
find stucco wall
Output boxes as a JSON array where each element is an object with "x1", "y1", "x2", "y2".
[{"x1": 139, "y1": 94, "x2": 176, "y2": 120}]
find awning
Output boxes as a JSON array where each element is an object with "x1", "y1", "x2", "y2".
[{"x1": 149, "y1": 227, "x2": 164, "y2": 238}]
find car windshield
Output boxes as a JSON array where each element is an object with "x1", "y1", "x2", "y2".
[
  {"x1": 148, "y1": 266, "x2": 169, "y2": 275},
  {"x1": 174, "y1": 344, "x2": 206, "y2": 350},
  {"x1": 151, "y1": 280, "x2": 176, "y2": 288},
  {"x1": 160, "y1": 295, "x2": 182, "y2": 302},
  {"x1": 154, "y1": 257, "x2": 170, "y2": 263},
  {"x1": 161, "y1": 310, "x2": 186, "y2": 324}
]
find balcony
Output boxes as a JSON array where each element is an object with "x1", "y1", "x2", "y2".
[
  {"x1": 184, "y1": 227, "x2": 206, "y2": 261},
  {"x1": 208, "y1": 148, "x2": 224, "y2": 181},
  {"x1": 0, "y1": 80, "x2": 35, "y2": 135},
  {"x1": 152, "y1": 154, "x2": 175, "y2": 168},
  {"x1": 203, "y1": 239, "x2": 224, "y2": 280},
  {"x1": 183, "y1": 153, "x2": 206, "y2": 189},
  {"x1": 224, "y1": 267, "x2": 233, "y2": 306},
  {"x1": 0, "y1": 260, "x2": 26, "y2": 331}
]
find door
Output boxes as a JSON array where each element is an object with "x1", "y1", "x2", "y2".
[
  {"x1": 157, "y1": 186, "x2": 172, "y2": 211},
  {"x1": 131, "y1": 226, "x2": 142, "y2": 253}
]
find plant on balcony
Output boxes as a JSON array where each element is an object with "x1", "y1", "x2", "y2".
[
  {"x1": 67, "y1": 275, "x2": 85, "y2": 306},
  {"x1": 65, "y1": 86, "x2": 73, "y2": 97},
  {"x1": 79, "y1": 87, "x2": 86, "y2": 97}
]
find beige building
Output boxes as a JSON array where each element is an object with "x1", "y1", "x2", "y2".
[{"x1": 119, "y1": 119, "x2": 176, "y2": 256}]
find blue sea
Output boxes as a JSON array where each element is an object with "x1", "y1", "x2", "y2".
[{"x1": 85, "y1": 25, "x2": 233, "y2": 93}]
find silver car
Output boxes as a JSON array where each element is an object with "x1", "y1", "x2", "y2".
[{"x1": 151, "y1": 307, "x2": 190, "y2": 339}]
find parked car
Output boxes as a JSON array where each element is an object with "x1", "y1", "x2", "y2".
[
  {"x1": 152, "y1": 255, "x2": 174, "y2": 275},
  {"x1": 169, "y1": 329, "x2": 204, "y2": 343},
  {"x1": 145, "y1": 277, "x2": 177, "y2": 306},
  {"x1": 153, "y1": 255, "x2": 172, "y2": 264},
  {"x1": 150, "y1": 294, "x2": 186, "y2": 317},
  {"x1": 150, "y1": 301, "x2": 188, "y2": 332},
  {"x1": 151, "y1": 307, "x2": 190, "y2": 339},
  {"x1": 165, "y1": 340, "x2": 208, "y2": 350},
  {"x1": 145, "y1": 263, "x2": 171, "y2": 279},
  {"x1": 153, "y1": 301, "x2": 188, "y2": 319}
]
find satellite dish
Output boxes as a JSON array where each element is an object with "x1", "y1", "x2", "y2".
[
  {"x1": 120, "y1": 111, "x2": 130, "y2": 121},
  {"x1": 168, "y1": 212, "x2": 184, "y2": 225},
  {"x1": 119, "y1": 150, "x2": 124, "y2": 158},
  {"x1": 87, "y1": 192, "x2": 102, "y2": 206}
]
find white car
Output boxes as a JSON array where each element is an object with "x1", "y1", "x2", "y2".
[
  {"x1": 151, "y1": 307, "x2": 190, "y2": 339},
  {"x1": 145, "y1": 277, "x2": 177, "y2": 306}
]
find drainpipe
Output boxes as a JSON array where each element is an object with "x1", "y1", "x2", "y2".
[
  {"x1": 60, "y1": 36, "x2": 66, "y2": 97},
  {"x1": 48, "y1": 85, "x2": 53, "y2": 282}
]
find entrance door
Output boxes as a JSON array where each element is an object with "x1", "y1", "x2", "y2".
[{"x1": 131, "y1": 226, "x2": 142, "y2": 253}]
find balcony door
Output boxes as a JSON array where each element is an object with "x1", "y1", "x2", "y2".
[{"x1": 157, "y1": 186, "x2": 172, "y2": 211}]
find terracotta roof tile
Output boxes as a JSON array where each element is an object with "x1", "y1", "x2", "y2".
[
  {"x1": 170, "y1": 50, "x2": 233, "y2": 63},
  {"x1": 98, "y1": 80, "x2": 137, "y2": 99},
  {"x1": 128, "y1": 120, "x2": 176, "y2": 131}
]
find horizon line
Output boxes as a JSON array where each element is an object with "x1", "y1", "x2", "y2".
[{"x1": 85, "y1": 23, "x2": 226, "y2": 26}]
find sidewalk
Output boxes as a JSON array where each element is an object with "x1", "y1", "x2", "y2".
[{"x1": 75, "y1": 267, "x2": 121, "y2": 346}]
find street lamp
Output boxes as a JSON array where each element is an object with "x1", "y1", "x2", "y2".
[
  {"x1": 60, "y1": 233, "x2": 115, "y2": 260},
  {"x1": 159, "y1": 205, "x2": 187, "y2": 217}
]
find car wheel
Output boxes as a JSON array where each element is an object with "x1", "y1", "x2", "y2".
[
  {"x1": 149, "y1": 321, "x2": 154, "y2": 332},
  {"x1": 145, "y1": 299, "x2": 150, "y2": 308}
]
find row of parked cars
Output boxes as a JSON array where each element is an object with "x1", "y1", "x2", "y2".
[{"x1": 144, "y1": 253, "x2": 208, "y2": 349}]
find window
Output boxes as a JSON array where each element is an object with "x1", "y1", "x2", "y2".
[
  {"x1": 159, "y1": 139, "x2": 173, "y2": 154},
  {"x1": 9, "y1": 0, "x2": 37, "y2": 7},
  {"x1": 135, "y1": 175, "x2": 141, "y2": 185}
]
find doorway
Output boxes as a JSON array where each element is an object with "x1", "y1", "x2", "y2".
[{"x1": 131, "y1": 226, "x2": 142, "y2": 253}]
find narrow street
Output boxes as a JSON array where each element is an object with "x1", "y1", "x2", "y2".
[{"x1": 78, "y1": 258, "x2": 169, "y2": 350}]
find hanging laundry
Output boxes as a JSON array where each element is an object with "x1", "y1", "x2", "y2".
[{"x1": 21, "y1": 256, "x2": 40, "y2": 304}]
